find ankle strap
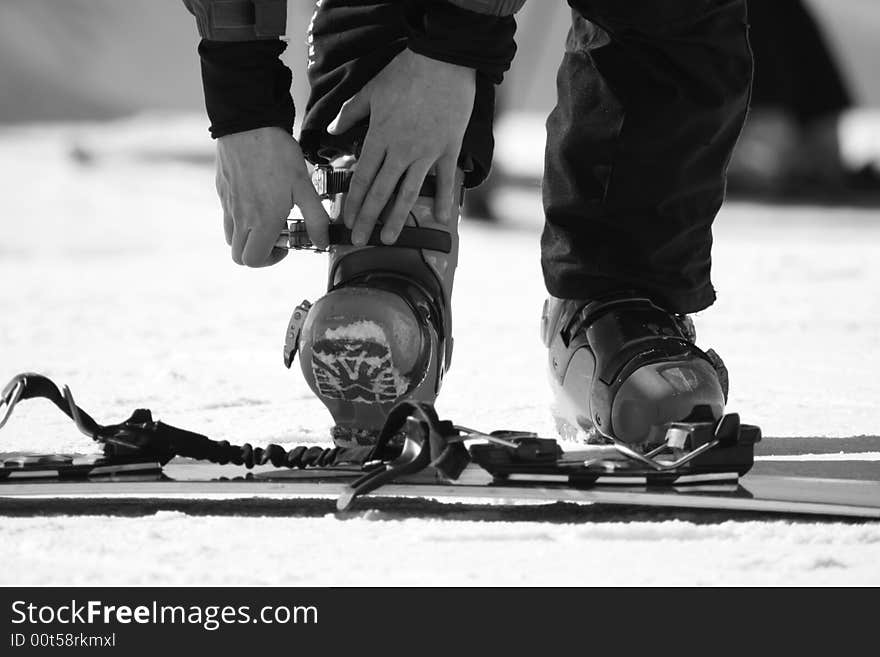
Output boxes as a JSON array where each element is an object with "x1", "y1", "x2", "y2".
[
  {"x1": 279, "y1": 221, "x2": 453, "y2": 254},
  {"x1": 312, "y1": 166, "x2": 465, "y2": 205}
]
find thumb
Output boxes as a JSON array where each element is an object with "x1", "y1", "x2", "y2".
[
  {"x1": 292, "y1": 172, "x2": 330, "y2": 250},
  {"x1": 327, "y1": 88, "x2": 371, "y2": 135}
]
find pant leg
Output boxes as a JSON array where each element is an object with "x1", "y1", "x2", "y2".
[
  {"x1": 299, "y1": 0, "x2": 496, "y2": 187},
  {"x1": 541, "y1": 0, "x2": 752, "y2": 313}
]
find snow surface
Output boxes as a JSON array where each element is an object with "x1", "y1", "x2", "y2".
[{"x1": 1, "y1": 115, "x2": 879, "y2": 586}]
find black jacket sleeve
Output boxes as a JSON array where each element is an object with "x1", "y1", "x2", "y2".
[
  {"x1": 197, "y1": 39, "x2": 295, "y2": 139},
  {"x1": 405, "y1": 0, "x2": 517, "y2": 84}
]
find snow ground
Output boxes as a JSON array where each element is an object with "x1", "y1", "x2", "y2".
[{"x1": 1, "y1": 116, "x2": 879, "y2": 586}]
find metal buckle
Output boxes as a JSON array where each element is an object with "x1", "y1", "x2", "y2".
[
  {"x1": 283, "y1": 300, "x2": 312, "y2": 369},
  {"x1": 275, "y1": 220, "x2": 330, "y2": 252},
  {"x1": 606, "y1": 414, "x2": 740, "y2": 472},
  {"x1": 311, "y1": 165, "x2": 331, "y2": 198}
]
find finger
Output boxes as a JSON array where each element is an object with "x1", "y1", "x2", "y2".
[
  {"x1": 292, "y1": 171, "x2": 330, "y2": 250},
  {"x1": 224, "y1": 207, "x2": 234, "y2": 246},
  {"x1": 381, "y1": 159, "x2": 432, "y2": 245},
  {"x1": 231, "y1": 226, "x2": 250, "y2": 266},
  {"x1": 433, "y1": 155, "x2": 458, "y2": 226},
  {"x1": 214, "y1": 154, "x2": 226, "y2": 193},
  {"x1": 262, "y1": 247, "x2": 288, "y2": 267},
  {"x1": 351, "y1": 158, "x2": 407, "y2": 247},
  {"x1": 343, "y1": 142, "x2": 385, "y2": 228},
  {"x1": 327, "y1": 88, "x2": 370, "y2": 136},
  {"x1": 218, "y1": 182, "x2": 234, "y2": 246},
  {"x1": 241, "y1": 220, "x2": 288, "y2": 268}
]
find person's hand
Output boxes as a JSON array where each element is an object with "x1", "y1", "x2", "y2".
[
  {"x1": 327, "y1": 49, "x2": 475, "y2": 246},
  {"x1": 215, "y1": 127, "x2": 330, "y2": 267}
]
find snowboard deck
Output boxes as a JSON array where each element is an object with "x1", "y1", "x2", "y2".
[{"x1": 0, "y1": 459, "x2": 878, "y2": 519}]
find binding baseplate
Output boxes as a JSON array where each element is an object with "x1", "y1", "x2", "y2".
[{"x1": 334, "y1": 400, "x2": 760, "y2": 509}]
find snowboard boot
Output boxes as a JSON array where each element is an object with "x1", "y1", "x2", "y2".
[
  {"x1": 286, "y1": 161, "x2": 461, "y2": 446},
  {"x1": 541, "y1": 294, "x2": 729, "y2": 446}
]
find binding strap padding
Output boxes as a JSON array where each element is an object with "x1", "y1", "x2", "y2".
[{"x1": 563, "y1": 297, "x2": 707, "y2": 388}]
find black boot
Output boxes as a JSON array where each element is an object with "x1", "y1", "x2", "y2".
[
  {"x1": 291, "y1": 161, "x2": 461, "y2": 446},
  {"x1": 542, "y1": 294, "x2": 728, "y2": 445}
]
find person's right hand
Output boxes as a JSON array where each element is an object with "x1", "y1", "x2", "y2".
[{"x1": 215, "y1": 127, "x2": 330, "y2": 267}]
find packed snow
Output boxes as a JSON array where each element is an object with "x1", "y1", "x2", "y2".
[{"x1": 0, "y1": 115, "x2": 878, "y2": 586}]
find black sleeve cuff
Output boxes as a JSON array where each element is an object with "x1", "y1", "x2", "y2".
[
  {"x1": 197, "y1": 39, "x2": 295, "y2": 139},
  {"x1": 404, "y1": 0, "x2": 517, "y2": 84}
]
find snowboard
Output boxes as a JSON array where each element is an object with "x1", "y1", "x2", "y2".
[
  {"x1": 1, "y1": 457, "x2": 878, "y2": 519},
  {"x1": 2, "y1": 373, "x2": 878, "y2": 520}
]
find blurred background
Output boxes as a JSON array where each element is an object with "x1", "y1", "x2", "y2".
[{"x1": 2, "y1": 0, "x2": 880, "y2": 214}]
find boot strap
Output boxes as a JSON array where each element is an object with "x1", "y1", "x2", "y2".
[
  {"x1": 279, "y1": 221, "x2": 452, "y2": 254},
  {"x1": 312, "y1": 165, "x2": 465, "y2": 205}
]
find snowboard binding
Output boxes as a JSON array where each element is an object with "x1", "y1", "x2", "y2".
[
  {"x1": 335, "y1": 399, "x2": 760, "y2": 510},
  {"x1": 1, "y1": 373, "x2": 760, "y2": 511},
  {"x1": 279, "y1": 163, "x2": 462, "y2": 446}
]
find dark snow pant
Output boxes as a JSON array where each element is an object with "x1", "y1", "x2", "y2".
[{"x1": 300, "y1": 0, "x2": 753, "y2": 314}]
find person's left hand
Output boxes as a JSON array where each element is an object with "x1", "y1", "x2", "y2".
[{"x1": 327, "y1": 49, "x2": 475, "y2": 246}]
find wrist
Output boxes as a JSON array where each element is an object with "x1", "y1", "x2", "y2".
[
  {"x1": 217, "y1": 125, "x2": 291, "y2": 143},
  {"x1": 408, "y1": 50, "x2": 476, "y2": 79}
]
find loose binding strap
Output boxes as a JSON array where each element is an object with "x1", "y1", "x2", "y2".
[{"x1": 0, "y1": 373, "x2": 376, "y2": 470}]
